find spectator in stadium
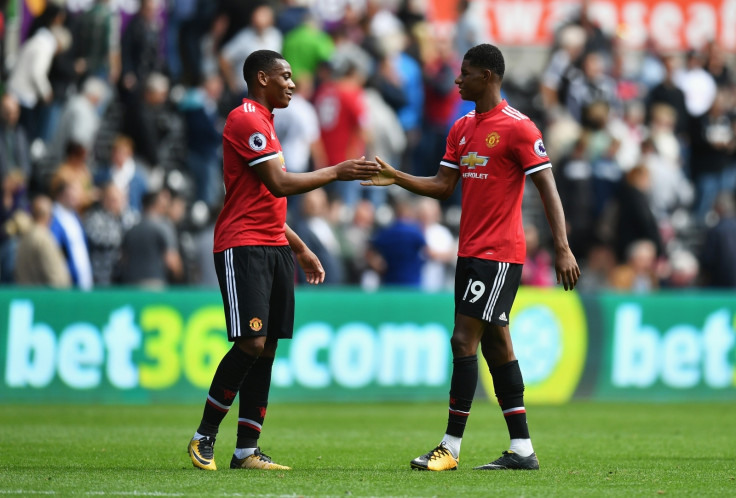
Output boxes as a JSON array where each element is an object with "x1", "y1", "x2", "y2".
[
  {"x1": 338, "y1": 198, "x2": 377, "y2": 286},
  {"x1": 69, "y1": 0, "x2": 121, "y2": 84},
  {"x1": 186, "y1": 49, "x2": 378, "y2": 473},
  {"x1": 555, "y1": 135, "x2": 595, "y2": 258},
  {"x1": 581, "y1": 100, "x2": 624, "y2": 218},
  {"x1": 0, "y1": 94, "x2": 31, "y2": 183},
  {"x1": 6, "y1": 3, "x2": 68, "y2": 142},
  {"x1": 115, "y1": 189, "x2": 183, "y2": 288},
  {"x1": 219, "y1": 3, "x2": 282, "y2": 100},
  {"x1": 608, "y1": 239, "x2": 659, "y2": 293},
  {"x1": 122, "y1": 71, "x2": 172, "y2": 169},
  {"x1": 119, "y1": 0, "x2": 166, "y2": 99},
  {"x1": 539, "y1": 24, "x2": 586, "y2": 118},
  {"x1": 674, "y1": 49, "x2": 717, "y2": 119},
  {"x1": 688, "y1": 90, "x2": 736, "y2": 223},
  {"x1": 362, "y1": 43, "x2": 579, "y2": 472},
  {"x1": 363, "y1": 76, "x2": 405, "y2": 209},
  {"x1": 274, "y1": 74, "x2": 326, "y2": 218},
  {"x1": 83, "y1": 183, "x2": 131, "y2": 286},
  {"x1": 49, "y1": 76, "x2": 108, "y2": 165},
  {"x1": 640, "y1": 132, "x2": 693, "y2": 223},
  {"x1": 14, "y1": 194, "x2": 70, "y2": 287},
  {"x1": 280, "y1": 10, "x2": 334, "y2": 81},
  {"x1": 564, "y1": 51, "x2": 619, "y2": 123},
  {"x1": 700, "y1": 191, "x2": 736, "y2": 288},
  {"x1": 179, "y1": 72, "x2": 225, "y2": 208},
  {"x1": 165, "y1": 0, "x2": 201, "y2": 85},
  {"x1": 313, "y1": 58, "x2": 372, "y2": 207},
  {"x1": 294, "y1": 188, "x2": 345, "y2": 285},
  {"x1": 49, "y1": 179, "x2": 94, "y2": 290},
  {"x1": 610, "y1": 164, "x2": 663, "y2": 263},
  {"x1": 50, "y1": 141, "x2": 97, "y2": 214},
  {"x1": 417, "y1": 197, "x2": 455, "y2": 292},
  {"x1": 645, "y1": 54, "x2": 689, "y2": 137},
  {"x1": 0, "y1": 168, "x2": 29, "y2": 283},
  {"x1": 94, "y1": 135, "x2": 148, "y2": 215},
  {"x1": 521, "y1": 223, "x2": 554, "y2": 287},
  {"x1": 703, "y1": 41, "x2": 732, "y2": 88},
  {"x1": 576, "y1": 242, "x2": 616, "y2": 292},
  {"x1": 368, "y1": 196, "x2": 426, "y2": 287},
  {"x1": 415, "y1": 33, "x2": 460, "y2": 179},
  {"x1": 663, "y1": 248, "x2": 699, "y2": 288},
  {"x1": 453, "y1": 0, "x2": 489, "y2": 58},
  {"x1": 385, "y1": 30, "x2": 425, "y2": 175}
]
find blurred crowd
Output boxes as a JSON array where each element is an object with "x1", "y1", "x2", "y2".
[{"x1": 0, "y1": 0, "x2": 734, "y2": 292}]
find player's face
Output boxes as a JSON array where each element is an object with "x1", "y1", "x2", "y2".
[
  {"x1": 265, "y1": 59, "x2": 295, "y2": 109},
  {"x1": 455, "y1": 60, "x2": 486, "y2": 102}
]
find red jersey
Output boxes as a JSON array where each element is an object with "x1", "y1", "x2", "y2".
[
  {"x1": 441, "y1": 100, "x2": 551, "y2": 263},
  {"x1": 314, "y1": 80, "x2": 369, "y2": 165},
  {"x1": 214, "y1": 98, "x2": 288, "y2": 252}
]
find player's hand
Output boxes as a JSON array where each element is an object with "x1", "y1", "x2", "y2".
[
  {"x1": 555, "y1": 248, "x2": 580, "y2": 291},
  {"x1": 335, "y1": 156, "x2": 379, "y2": 181},
  {"x1": 295, "y1": 247, "x2": 325, "y2": 285},
  {"x1": 361, "y1": 156, "x2": 397, "y2": 186}
]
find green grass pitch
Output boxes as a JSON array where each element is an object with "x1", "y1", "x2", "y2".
[{"x1": 1, "y1": 401, "x2": 735, "y2": 497}]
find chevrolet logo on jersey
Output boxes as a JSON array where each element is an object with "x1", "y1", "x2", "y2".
[{"x1": 460, "y1": 152, "x2": 489, "y2": 170}]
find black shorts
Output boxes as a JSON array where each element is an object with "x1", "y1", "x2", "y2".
[
  {"x1": 454, "y1": 257, "x2": 522, "y2": 326},
  {"x1": 214, "y1": 245, "x2": 295, "y2": 341}
]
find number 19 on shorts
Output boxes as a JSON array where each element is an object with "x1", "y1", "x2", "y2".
[{"x1": 463, "y1": 279, "x2": 486, "y2": 303}]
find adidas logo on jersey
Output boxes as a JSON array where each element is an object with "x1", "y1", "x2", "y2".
[
  {"x1": 498, "y1": 312, "x2": 507, "y2": 321},
  {"x1": 459, "y1": 136, "x2": 466, "y2": 145},
  {"x1": 244, "y1": 102, "x2": 257, "y2": 113}
]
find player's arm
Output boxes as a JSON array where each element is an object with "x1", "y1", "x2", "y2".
[
  {"x1": 285, "y1": 223, "x2": 325, "y2": 285},
  {"x1": 530, "y1": 168, "x2": 580, "y2": 290},
  {"x1": 253, "y1": 156, "x2": 378, "y2": 198},
  {"x1": 361, "y1": 156, "x2": 460, "y2": 201}
]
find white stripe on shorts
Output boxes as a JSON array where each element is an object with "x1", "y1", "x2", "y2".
[
  {"x1": 483, "y1": 262, "x2": 508, "y2": 322},
  {"x1": 225, "y1": 248, "x2": 240, "y2": 337}
]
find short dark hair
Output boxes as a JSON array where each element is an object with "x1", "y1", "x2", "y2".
[
  {"x1": 141, "y1": 191, "x2": 160, "y2": 211},
  {"x1": 464, "y1": 44, "x2": 505, "y2": 79},
  {"x1": 243, "y1": 50, "x2": 286, "y2": 88}
]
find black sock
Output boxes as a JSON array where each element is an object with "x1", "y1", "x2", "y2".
[
  {"x1": 236, "y1": 356, "x2": 275, "y2": 449},
  {"x1": 445, "y1": 355, "x2": 477, "y2": 438},
  {"x1": 197, "y1": 346, "x2": 258, "y2": 437},
  {"x1": 489, "y1": 360, "x2": 530, "y2": 439}
]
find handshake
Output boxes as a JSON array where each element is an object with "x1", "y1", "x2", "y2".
[{"x1": 335, "y1": 156, "x2": 397, "y2": 186}]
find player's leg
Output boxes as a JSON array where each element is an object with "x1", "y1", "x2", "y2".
[
  {"x1": 231, "y1": 245, "x2": 294, "y2": 470},
  {"x1": 473, "y1": 263, "x2": 539, "y2": 470},
  {"x1": 188, "y1": 247, "x2": 273, "y2": 471},
  {"x1": 410, "y1": 314, "x2": 484, "y2": 471},
  {"x1": 410, "y1": 257, "x2": 490, "y2": 471}
]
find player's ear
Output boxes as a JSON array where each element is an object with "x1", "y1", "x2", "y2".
[{"x1": 257, "y1": 69, "x2": 269, "y2": 87}]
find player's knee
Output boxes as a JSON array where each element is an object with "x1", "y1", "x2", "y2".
[
  {"x1": 262, "y1": 338, "x2": 279, "y2": 357},
  {"x1": 450, "y1": 334, "x2": 478, "y2": 357},
  {"x1": 234, "y1": 337, "x2": 267, "y2": 357}
]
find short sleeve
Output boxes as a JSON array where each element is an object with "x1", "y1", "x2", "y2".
[
  {"x1": 514, "y1": 119, "x2": 552, "y2": 175},
  {"x1": 440, "y1": 121, "x2": 461, "y2": 170},
  {"x1": 224, "y1": 110, "x2": 280, "y2": 167}
]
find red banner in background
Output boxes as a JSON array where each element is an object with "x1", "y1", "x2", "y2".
[{"x1": 429, "y1": 0, "x2": 736, "y2": 51}]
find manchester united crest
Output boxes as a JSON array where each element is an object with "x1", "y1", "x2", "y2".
[
  {"x1": 249, "y1": 317, "x2": 263, "y2": 332},
  {"x1": 486, "y1": 132, "x2": 500, "y2": 148}
]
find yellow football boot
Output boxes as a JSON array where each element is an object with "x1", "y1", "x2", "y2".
[
  {"x1": 410, "y1": 442, "x2": 459, "y2": 471},
  {"x1": 188, "y1": 436, "x2": 217, "y2": 471}
]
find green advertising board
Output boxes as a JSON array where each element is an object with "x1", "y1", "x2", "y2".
[
  {"x1": 1, "y1": 288, "x2": 734, "y2": 404},
  {"x1": 596, "y1": 293, "x2": 736, "y2": 401},
  {"x1": 0, "y1": 288, "x2": 457, "y2": 404}
]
